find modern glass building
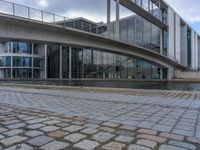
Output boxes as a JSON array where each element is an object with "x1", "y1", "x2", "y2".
[{"x1": 0, "y1": 0, "x2": 199, "y2": 82}]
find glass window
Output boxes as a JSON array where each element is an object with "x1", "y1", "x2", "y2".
[
  {"x1": 13, "y1": 69, "x2": 32, "y2": 78},
  {"x1": 0, "y1": 57, "x2": 11, "y2": 66},
  {"x1": 34, "y1": 58, "x2": 43, "y2": 67},
  {"x1": 13, "y1": 57, "x2": 32, "y2": 67}
]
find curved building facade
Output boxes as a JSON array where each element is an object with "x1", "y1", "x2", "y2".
[{"x1": 0, "y1": 0, "x2": 199, "y2": 82}]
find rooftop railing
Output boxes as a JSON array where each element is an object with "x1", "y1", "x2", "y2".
[{"x1": 0, "y1": 0, "x2": 174, "y2": 62}]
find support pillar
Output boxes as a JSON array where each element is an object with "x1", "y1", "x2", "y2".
[
  {"x1": 59, "y1": 45, "x2": 62, "y2": 79},
  {"x1": 69, "y1": 47, "x2": 72, "y2": 79},
  {"x1": 160, "y1": 29, "x2": 163, "y2": 55},
  {"x1": 116, "y1": 0, "x2": 120, "y2": 40},
  {"x1": 44, "y1": 44, "x2": 47, "y2": 79},
  {"x1": 31, "y1": 43, "x2": 34, "y2": 79},
  {"x1": 107, "y1": 0, "x2": 111, "y2": 37},
  {"x1": 10, "y1": 42, "x2": 13, "y2": 79}
]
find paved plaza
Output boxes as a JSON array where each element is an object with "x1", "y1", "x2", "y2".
[{"x1": 0, "y1": 85, "x2": 200, "y2": 149}]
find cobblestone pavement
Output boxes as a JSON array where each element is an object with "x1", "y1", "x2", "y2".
[{"x1": 0, "y1": 86, "x2": 199, "y2": 149}]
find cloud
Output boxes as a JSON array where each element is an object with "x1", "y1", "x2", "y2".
[{"x1": 164, "y1": 0, "x2": 200, "y2": 23}]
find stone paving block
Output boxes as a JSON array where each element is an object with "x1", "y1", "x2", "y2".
[
  {"x1": 137, "y1": 139, "x2": 157, "y2": 149},
  {"x1": 63, "y1": 125, "x2": 84, "y2": 132},
  {"x1": 99, "y1": 126, "x2": 115, "y2": 132},
  {"x1": 172, "y1": 128, "x2": 194, "y2": 137},
  {"x1": 0, "y1": 127, "x2": 8, "y2": 133},
  {"x1": 0, "y1": 134, "x2": 4, "y2": 139},
  {"x1": 115, "y1": 135, "x2": 134, "y2": 143},
  {"x1": 2, "y1": 120, "x2": 20, "y2": 125},
  {"x1": 159, "y1": 132, "x2": 184, "y2": 141},
  {"x1": 40, "y1": 140, "x2": 69, "y2": 150},
  {"x1": 137, "y1": 129, "x2": 157, "y2": 135},
  {"x1": 7, "y1": 123, "x2": 26, "y2": 129},
  {"x1": 48, "y1": 130, "x2": 68, "y2": 138},
  {"x1": 168, "y1": 140, "x2": 196, "y2": 150},
  {"x1": 27, "y1": 135, "x2": 54, "y2": 146},
  {"x1": 27, "y1": 123, "x2": 45, "y2": 129},
  {"x1": 102, "y1": 142, "x2": 126, "y2": 150},
  {"x1": 101, "y1": 122, "x2": 119, "y2": 128},
  {"x1": 186, "y1": 137, "x2": 200, "y2": 144},
  {"x1": 87, "y1": 119, "x2": 103, "y2": 125},
  {"x1": 74, "y1": 139, "x2": 100, "y2": 150},
  {"x1": 115, "y1": 129, "x2": 135, "y2": 136},
  {"x1": 119, "y1": 125, "x2": 137, "y2": 131},
  {"x1": 128, "y1": 144, "x2": 151, "y2": 150},
  {"x1": 0, "y1": 135, "x2": 27, "y2": 147},
  {"x1": 4, "y1": 144, "x2": 33, "y2": 150},
  {"x1": 137, "y1": 134, "x2": 167, "y2": 143},
  {"x1": 40, "y1": 126, "x2": 60, "y2": 132},
  {"x1": 92, "y1": 132, "x2": 115, "y2": 143},
  {"x1": 159, "y1": 144, "x2": 187, "y2": 150},
  {"x1": 153, "y1": 124, "x2": 173, "y2": 132},
  {"x1": 137, "y1": 121, "x2": 156, "y2": 128},
  {"x1": 3, "y1": 129, "x2": 24, "y2": 136},
  {"x1": 43, "y1": 120, "x2": 60, "y2": 125},
  {"x1": 81, "y1": 128, "x2": 99, "y2": 135},
  {"x1": 27, "y1": 118, "x2": 49, "y2": 124},
  {"x1": 64, "y1": 133, "x2": 86, "y2": 143},
  {"x1": 84, "y1": 123, "x2": 100, "y2": 129},
  {"x1": 25, "y1": 130, "x2": 44, "y2": 137},
  {"x1": 56, "y1": 122, "x2": 69, "y2": 127},
  {"x1": 72, "y1": 121, "x2": 85, "y2": 125}
]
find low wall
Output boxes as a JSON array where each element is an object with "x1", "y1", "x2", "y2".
[{"x1": 175, "y1": 70, "x2": 200, "y2": 79}]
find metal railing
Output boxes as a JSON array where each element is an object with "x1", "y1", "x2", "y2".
[{"x1": 0, "y1": 0, "x2": 176, "y2": 62}]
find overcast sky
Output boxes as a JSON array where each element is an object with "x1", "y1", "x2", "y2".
[{"x1": 3, "y1": 0, "x2": 200, "y2": 34}]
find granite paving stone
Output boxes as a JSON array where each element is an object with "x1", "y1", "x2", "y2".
[
  {"x1": 40, "y1": 141, "x2": 69, "y2": 150},
  {"x1": 25, "y1": 130, "x2": 44, "y2": 137},
  {"x1": 92, "y1": 132, "x2": 115, "y2": 143},
  {"x1": 40, "y1": 126, "x2": 60, "y2": 132},
  {"x1": 168, "y1": 140, "x2": 197, "y2": 150},
  {"x1": 115, "y1": 135, "x2": 135, "y2": 143},
  {"x1": 102, "y1": 142, "x2": 126, "y2": 150},
  {"x1": 128, "y1": 144, "x2": 151, "y2": 150},
  {"x1": 0, "y1": 87, "x2": 200, "y2": 149},
  {"x1": 4, "y1": 144, "x2": 33, "y2": 150},
  {"x1": 0, "y1": 135, "x2": 27, "y2": 147},
  {"x1": 74, "y1": 139, "x2": 100, "y2": 150},
  {"x1": 27, "y1": 135, "x2": 54, "y2": 146},
  {"x1": 64, "y1": 133, "x2": 86, "y2": 143}
]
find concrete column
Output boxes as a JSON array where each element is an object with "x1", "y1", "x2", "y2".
[
  {"x1": 160, "y1": 68, "x2": 163, "y2": 79},
  {"x1": 160, "y1": 29, "x2": 163, "y2": 55},
  {"x1": 31, "y1": 43, "x2": 34, "y2": 79},
  {"x1": 11, "y1": 42, "x2": 13, "y2": 79},
  {"x1": 107, "y1": 0, "x2": 111, "y2": 37},
  {"x1": 44, "y1": 44, "x2": 47, "y2": 79},
  {"x1": 59, "y1": 45, "x2": 62, "y2": 79},
  {"x1": 69, "y1": 47, "x2": 72, "y2": 79},
  {"x1": 116, "y1": 0, "x2": 120, "y2": 40}
]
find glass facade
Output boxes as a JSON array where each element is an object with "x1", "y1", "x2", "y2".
[
  {"x1": 13, "y1": 69, "x2": 32, "y2": 78},
  {"x1": 109, "y1": 16, "x2": 161, "y2": 53},
  {"x1": 0, "y1": 57, "x2": 11, "y2": 66},
  {"x1": 5, "y1": 42, "x2": 39, "y2": 54},
  {"x1": 187, "y1": 28, "x2": 192, "y2": 68},
  {"x1": 47, "y1": 47, "x2": 167, "y2": 79},
  {"x1": 13, "y1": 57, "x2": 32, "y2": 67},
  {"x1": 47, "y1": 45, "x2": 60, "y2": 78}
]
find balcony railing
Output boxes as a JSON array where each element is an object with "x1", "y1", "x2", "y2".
[{"x1": 0, "y1": 0, "x2": 174, "y2": 62}]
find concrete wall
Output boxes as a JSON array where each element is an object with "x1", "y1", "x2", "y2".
[
  {"x1": 0, "y1": 70, "x2": 4, "y2": 79},
  {"x1": 180, "y1": 24, "x2": 187, "y2": 66},
  {"x1": 198, "y1": 38, "x2": 200, "y2": 68},
  {"x1": 0, "y1": 43, "x2": 5, "y2": 53}
]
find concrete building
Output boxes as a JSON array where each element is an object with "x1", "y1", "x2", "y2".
[{"x1": 0, "y1": 0, "x2": 199, "y2": 82}]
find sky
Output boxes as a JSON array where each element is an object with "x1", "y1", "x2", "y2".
[{"x1": 2, "y1": 0, "x2": 200, "y2": 34}]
